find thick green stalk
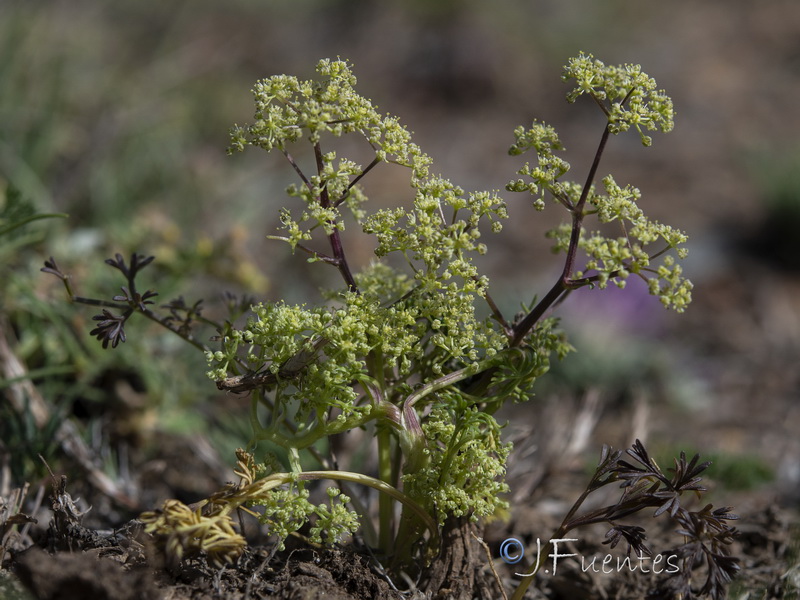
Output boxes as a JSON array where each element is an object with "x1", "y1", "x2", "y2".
[{"x1": 377, "y1": 427, "x2": 393, "y2": 553}]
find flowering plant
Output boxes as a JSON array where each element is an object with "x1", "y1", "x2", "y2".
[{"x1": 46, "y1": 54, "x2": 737, "y2": 598}]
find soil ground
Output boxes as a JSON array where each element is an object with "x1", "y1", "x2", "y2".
[{"x1": 1, "y1": 441, "x2": 796, "y2": 600}]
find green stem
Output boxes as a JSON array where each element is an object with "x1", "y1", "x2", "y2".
[
  {"x1": 215, "y1": 469, "x2": 439, "y2": 550},
  {"x1": 250, "y1": 398, "x2": 382, "y2": 450},
  {"x1": 287, "y1": 447, "x2": 302, "y2": 473},
  {"x1": 0, "y1": 212, "x2": 68, "y2": 237},
  {"x1": 298, "y1": 470, "x2": 439, "y2": 550},
  {"x1": 365, "y1": 348, "x2": 394, "y2": 552},
  {"x1": 402, "y1": 359, "x2": 494, "y2": 412},
  {"x1": 377, "y1": 427, "x2": 393, "y2": 553}
]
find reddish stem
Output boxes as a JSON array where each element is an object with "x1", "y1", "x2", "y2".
[
  {"x1": 314, "y1": 143, "x2": 359, "y2": 293},
  {"x1": 510, "y1": 124, "x2": 611, "y2": 347}
]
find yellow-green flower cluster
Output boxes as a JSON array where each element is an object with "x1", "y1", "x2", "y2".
[
  {"x1": 403, "y1": 401, "x2": 511, "y2": 525},
  {"x1": 309, "y1": 487, "x2": 361, "y2": 545},
  {"x1": 508, "y1": 57, "x2": 691, "y2": 312},
  {"x1": 507, "y1": 121, "x2": 570, "y2": 210},
  {"x1": 562, "y1": 52, "x2": 674, "y2": 146},
  {"x1": 229, "y1": 58, "x2": 432, "y2": 250},
  {"x1": 229, "y1": 59, "x2": 374, "y2": 150},
  {"x1": 255, "y1": 483, "x2": 358, "y2": 548}
]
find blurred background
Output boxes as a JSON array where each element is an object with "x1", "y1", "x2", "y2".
[{"x1": 1, "y1": 0, "x2": 799, "y2": 592}]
